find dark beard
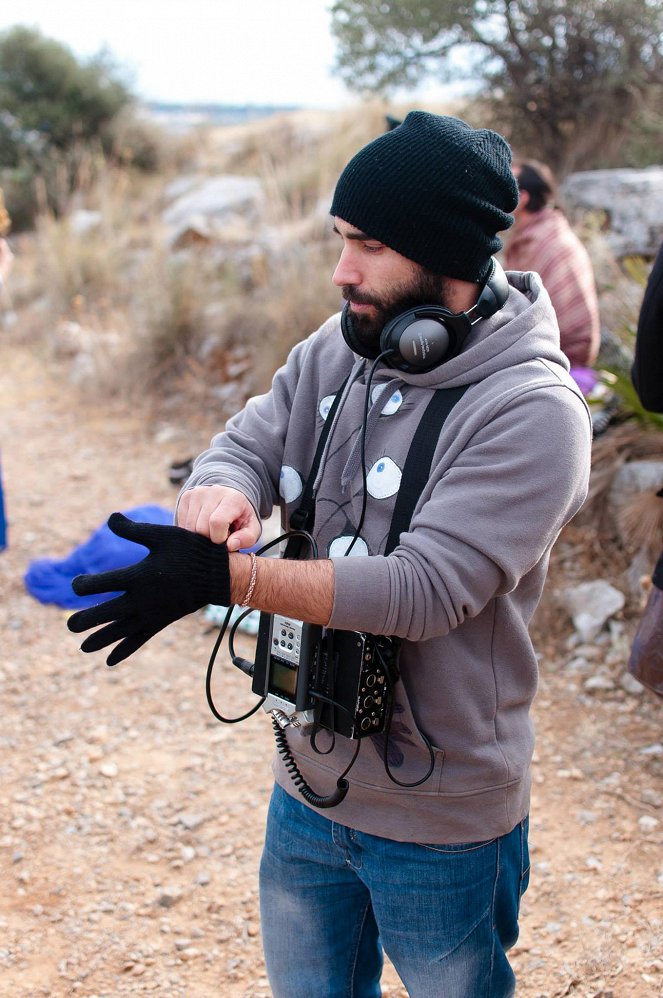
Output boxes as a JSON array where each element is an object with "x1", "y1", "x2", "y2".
[{"x1": 342, "y1": 269, "x2": 450, "y2": 356}]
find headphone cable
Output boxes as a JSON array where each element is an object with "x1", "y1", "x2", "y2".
[{"x1": 344, "y1": 349, "x2": 393, "y2": 556}]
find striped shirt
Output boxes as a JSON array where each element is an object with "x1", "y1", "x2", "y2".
[{"x1": 505, "y1": 206, "x2": 600, "y2": 367}]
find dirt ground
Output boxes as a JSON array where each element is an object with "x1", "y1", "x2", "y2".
[{"x1": 1, "y1": 330, "x2": 662, "y2": 998}]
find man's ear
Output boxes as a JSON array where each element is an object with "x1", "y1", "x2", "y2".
[{"x1": 518, "y1": 188, "x2": 531, "y2": 212}]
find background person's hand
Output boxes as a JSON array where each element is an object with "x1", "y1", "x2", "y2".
[{"x1": 67, "y1": 512, "x2": 231, "y2": 665}]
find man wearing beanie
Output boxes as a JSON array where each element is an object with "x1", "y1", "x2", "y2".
[{"x1": 69, "y1": 112, "x2": 591, "y2": 996}]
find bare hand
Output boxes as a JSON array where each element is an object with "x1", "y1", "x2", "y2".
[{"x1": 177, "y1": 485, "x2": 261, "y2": 551}]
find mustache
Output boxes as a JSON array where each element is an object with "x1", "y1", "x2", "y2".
[{"x1": 341, "y1": 286, "x2": 384, "y2": 308}]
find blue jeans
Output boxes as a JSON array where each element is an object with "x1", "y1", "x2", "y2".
[{"x1": 260, "y1": 784, "x2": 529, "y2": 998}]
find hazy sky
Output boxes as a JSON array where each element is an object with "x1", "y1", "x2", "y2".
[{"x1": 0, "y1": 0, "x2": 457, "y2": 109}]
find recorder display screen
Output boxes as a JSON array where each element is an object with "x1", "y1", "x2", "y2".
[{"x1": 269, "y1": 659, "x2": 298, "y2": 700}]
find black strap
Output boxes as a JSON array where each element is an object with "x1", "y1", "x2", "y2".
[{"x1": 384, "y1": 385, "x2": 470, "y2": 555}]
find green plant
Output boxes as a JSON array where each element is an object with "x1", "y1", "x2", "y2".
[
  {"x1": 0, "y1": 26, "x2": 131, "y2": 157},
  {"x1": 600, "y1": 368, "x2": 663, "y2": 430}
]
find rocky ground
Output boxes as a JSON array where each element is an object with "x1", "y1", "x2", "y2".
[{"x1": 1, "y1": 331, "x2": 662, "y2": 998}]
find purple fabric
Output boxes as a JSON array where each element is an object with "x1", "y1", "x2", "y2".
[
  {"x1": 24, "y1": 505, "x2": 173, "y2": 609},
  {"x1": 569, "y1": 366, "x2": 597, "y2": 397}
]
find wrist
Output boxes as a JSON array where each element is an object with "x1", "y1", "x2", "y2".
[{"x1": 230, "y1": 551, "x2": 254, "y2": 605}]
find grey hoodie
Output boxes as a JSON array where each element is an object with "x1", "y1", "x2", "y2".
[{"x1": 185, "y1": 273, "x2": 592, "y2": 843}]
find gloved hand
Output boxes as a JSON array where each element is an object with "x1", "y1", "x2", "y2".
[{"x1": 67, "y1": 511, "x2": 231, "y2": 666}]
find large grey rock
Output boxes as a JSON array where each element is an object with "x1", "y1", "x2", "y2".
[
  {"x1": 561, "y1": 580, "x2": 626, "y2": 642},
  {"x1": 162, "y1": 175, "x2": 264, "y2": 246},
  {"x1": 561, "y1": 167, "x2": 663, "y2": 258},
  {"x1": 608, "y1": 459, "x2": 663, "y2": 511}
]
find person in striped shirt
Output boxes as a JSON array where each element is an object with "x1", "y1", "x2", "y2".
[{"x1": 505, "y1": 159, "x2": 600, "y2": 371}]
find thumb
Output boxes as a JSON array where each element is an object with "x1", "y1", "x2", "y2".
[{"x1": 226, "y1": 524, "x2": 261, "y2": 552}]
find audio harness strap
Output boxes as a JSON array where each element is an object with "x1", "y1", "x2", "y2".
[{"x1": 384, "y1": 384, "x2": 470, "y2": 555}]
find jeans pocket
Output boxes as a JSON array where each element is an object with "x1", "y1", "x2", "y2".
[{"x1": 415, "y1": 837, "x2": 498, "y2": 855}]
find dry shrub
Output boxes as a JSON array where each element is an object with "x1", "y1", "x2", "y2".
[{"x1": 617, "y1": 488, "x2": 663, "y2": 552}]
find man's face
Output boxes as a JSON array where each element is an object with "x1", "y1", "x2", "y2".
[{"x1": 332, "y1": 217, "x2": 448, "y2": 353}]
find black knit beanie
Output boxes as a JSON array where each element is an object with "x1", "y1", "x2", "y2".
[{"x1": 330, "y1": 111, "x2": 519, "y2": 282}]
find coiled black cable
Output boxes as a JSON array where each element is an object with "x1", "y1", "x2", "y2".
[{"x1": 272, "y1": 715, "x2": 359, "y2": 809}]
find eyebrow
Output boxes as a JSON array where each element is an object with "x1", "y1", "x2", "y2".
[{"x1": 332, "y1": 224, "x2": 376, "y2": 241}]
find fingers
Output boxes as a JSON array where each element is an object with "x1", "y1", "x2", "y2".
[
  {"x1": 71, "y1": 569, "x2": 127, "y2": 599},
  {"x1": 107, "y1": 511, "x2": 168, "y2": 546},
  {"x1": 78, "y1": 622, "x2": 151, "y2": 667},
  {"x1": 79, "y1": 619, "x2": 129, "y2": 653},
  {"x1": 177, "y1": 485, "x2": 260, "y2": 547},
  {"x1": 68, "y1": 594, "x2": 130, "y2": 633},
  {"x1": 106, "y1": 633, "x2": 149, "y2": 667}
]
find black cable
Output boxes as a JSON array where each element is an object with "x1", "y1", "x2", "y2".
[
  {"x1": 376, "y1": 643, "x2": 435, "y2": 788},
  {"x1": 205, "y1": 528, "x2": 318, "y2": 724},
  {"x1": 344, "y1": 349, "x2": 393, "y2": 556},
  {"x1": 272, "y1": 714, "x2": 360, "y2": 809},
  {"x1": 205, "y1": 604, "x2": 265, "y2": 723}
]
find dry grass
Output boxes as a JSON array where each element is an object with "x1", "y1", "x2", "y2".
[{"x1": 11, "y1": 103, "x2": 663, "y2": 439}]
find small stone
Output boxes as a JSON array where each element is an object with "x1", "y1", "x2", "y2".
[
  {"x1": 156, "y1": 889, "x2": 183, "y2": 909},
  {"x1": 583, "y1": 675, "x2": 616, "y2": 693},
  {"x1": 638, "y1": 815, "x2": 660, "y2": 834},
  {"x1": 176, "y1": 812, "x2": 206, "y2": 831},
  {"x1": 99, "y1": 762, "x2": 118, "y2": 778},
  {"x1": 620, "y1": 671, "x2": 645, "y2": 695}
]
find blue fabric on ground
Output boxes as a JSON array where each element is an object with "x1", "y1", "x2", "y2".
[{"x1": 24, "y1": 505, "x2": 173, "y2": 609}]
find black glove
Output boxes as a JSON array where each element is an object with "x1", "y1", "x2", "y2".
[{"x1": 67, "y1": 512, "x2": 231, "y2": 666}]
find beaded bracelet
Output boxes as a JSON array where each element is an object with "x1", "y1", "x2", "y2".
[{"x1": 239, "y1": 552, "x2": 258, "y2": 608}]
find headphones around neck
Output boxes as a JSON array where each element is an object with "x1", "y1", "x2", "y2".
[{"x1": 340, "y1": 257, "x2": 510, "y2": 374}]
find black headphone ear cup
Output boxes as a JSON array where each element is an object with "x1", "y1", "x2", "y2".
[
  {"x1": 474, "y1": 257, "x2": 510, "y2": 318},
  {"x1": 380, "y1": 309, "x2": 462, "y2": 373}
]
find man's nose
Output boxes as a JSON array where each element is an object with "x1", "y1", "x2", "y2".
[{"x1": 332, "y1": 246, "x2": 361, "y2": 288}]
